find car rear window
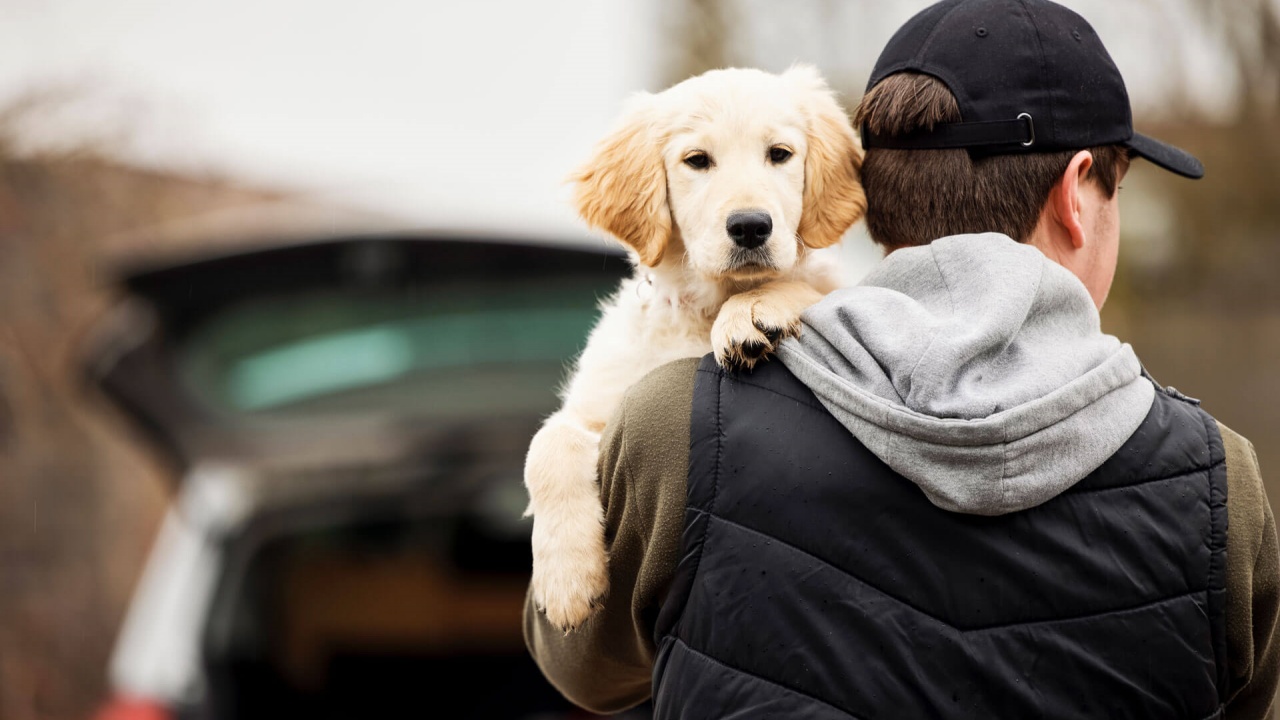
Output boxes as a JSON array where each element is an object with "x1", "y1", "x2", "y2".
[{"x1": 179, "y1": 278, "x2": 611, "y2": 419}]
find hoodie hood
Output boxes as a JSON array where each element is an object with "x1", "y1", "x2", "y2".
[{"x1": 776, "y1": 233, "x2": 1155, "y2": 516}]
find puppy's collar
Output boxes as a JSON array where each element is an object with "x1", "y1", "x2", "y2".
[
  {"x1": 636, "y1": 272, "x2": 656, "y2": 302},
  {"x1": 637, "y1": 271, "x2": 709, "y2": 313}
]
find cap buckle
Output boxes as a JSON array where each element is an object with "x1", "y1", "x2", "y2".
[{"x1": 1017, "y1": 113, "x2": 1035, "y2": 147}]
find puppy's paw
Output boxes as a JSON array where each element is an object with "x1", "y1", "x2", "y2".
[
  {"x1": 524, "y1": 418, "x2": 610, "y2": 632},
  {"x1": 530, "y1": 509, "x2": 610, "y2": 632},
  {"x1": 712, "y1": 291, "x2": 805, "y2": 371}
]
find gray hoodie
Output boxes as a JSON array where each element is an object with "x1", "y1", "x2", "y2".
[{"x1": 777, "y1": 233, "x2": 1155, "y2": 516}]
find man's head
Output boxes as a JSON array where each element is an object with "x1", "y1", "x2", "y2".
[
  {"x1": 857, "y1": 0, "x2": 1202, "y2": 308},
  {"x1": 856, "y1": 72, "x2": 1129, "y2": 307}
]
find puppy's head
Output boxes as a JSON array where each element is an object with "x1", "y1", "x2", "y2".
[{"x1": 572, "y1": 65, "x2": 865, "y2": 280}]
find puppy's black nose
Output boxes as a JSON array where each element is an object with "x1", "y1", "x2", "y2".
[{"x1": 727, "y1": 211, "x2": 772, "y2": 249}]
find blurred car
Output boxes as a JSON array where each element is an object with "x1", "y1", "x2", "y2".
[{"x1": 82, "y1": 233, "x2": 650, "y2": 719}]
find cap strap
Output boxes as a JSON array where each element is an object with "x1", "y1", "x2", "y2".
[{"x1": 862, "y1": 114, "x2": 1035, "y2": 150}]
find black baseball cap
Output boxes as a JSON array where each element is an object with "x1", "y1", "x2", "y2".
[{"x1": 862, "y1": 0, "x2": 1204, "y2": 179}]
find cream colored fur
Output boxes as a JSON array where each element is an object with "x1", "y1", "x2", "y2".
[{"x1": 525, "y1": 66, "x2": 865, "y2": 631}]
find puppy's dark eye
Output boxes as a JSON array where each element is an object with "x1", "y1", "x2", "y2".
[
  {"x1": 769, "y1": 146, "x2": 793, "y2": 164},
  {"x1": 684, "y1": 152, "x2": 712, "y2": 170}
]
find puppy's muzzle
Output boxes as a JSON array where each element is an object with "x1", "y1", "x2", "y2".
[{"x1": 727, "y1": 210, "x2": 772, "y2": 250}]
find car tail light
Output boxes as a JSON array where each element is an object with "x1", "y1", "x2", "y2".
[{"x1": 93, "y1": 696, "x2": 173, "y2": 720}]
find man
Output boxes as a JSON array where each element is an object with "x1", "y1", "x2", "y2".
[{"x1": 525, "y1": 0, "x2": 1280, "y2": 717}]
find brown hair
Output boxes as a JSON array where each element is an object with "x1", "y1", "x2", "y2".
[{"x1": 854, "y1": 72, "x2": 1127, "y2": 250}]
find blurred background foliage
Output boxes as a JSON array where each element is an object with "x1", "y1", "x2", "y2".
[
  {"x1": 0, "y1": 96, "x2": 289, "y2": 718},
  {"x1": 2, "y1": 0, "x2": 1279, "y2": 718}
]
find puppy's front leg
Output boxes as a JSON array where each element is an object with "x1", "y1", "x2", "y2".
[
  {"x1": 712, "y1": 279, "x2": 824, "y2": 370},
  {"x1": 524, "y1": 408, "x2": 610, "y2": 632}
]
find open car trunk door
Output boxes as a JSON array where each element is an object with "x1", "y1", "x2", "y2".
[{"x1": 81, "y1": 235, "x2": 628, "y2": 474}]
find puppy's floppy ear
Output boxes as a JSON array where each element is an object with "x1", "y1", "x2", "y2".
[
  {"x1": 786, "y1": 65, "x2": 867, "y2": 250},
  {"x1": 570, "y1": 96, "x2": 671, "y2": 267}
]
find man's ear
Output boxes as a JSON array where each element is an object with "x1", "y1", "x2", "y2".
[
  {"x1": 785, "y1": 64, "x2": 867, "y2": 250},
  {"x1": 1053, "y1": 150, "x2": 1094, "y2": 249},
  {"x1": 570, "y1": 96, "x2": 671, "y2": 267}
]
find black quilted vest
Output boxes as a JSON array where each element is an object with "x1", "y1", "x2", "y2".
[{"x1": 652, "y1": 356, "x2": 1228, "y2": 720}]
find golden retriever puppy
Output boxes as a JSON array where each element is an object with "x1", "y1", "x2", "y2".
[{"x1": 525, "y1": 65, "x2": 865, "y2": 631}]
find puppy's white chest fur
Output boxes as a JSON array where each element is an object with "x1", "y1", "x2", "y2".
[
  {"x1": 622, "y1": 273, "x2": 719, "y2": 356},
  {"x1": 553, "y1": 269, "x2": 717, "y2": 432}
]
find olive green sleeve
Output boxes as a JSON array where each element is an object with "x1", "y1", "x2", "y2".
[
  {"x1": 1221, "y1": 422, "x2": 1280, "y2": 719},
  {"x1": 523, "y1": 358, "x2": 700, "y2": 714}
]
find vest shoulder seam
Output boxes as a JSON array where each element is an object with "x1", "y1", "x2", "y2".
[
  {"x1": 1196, "y1": 405, "x2": 1231, "y2": 702},
  {"x1": 679, "y1": 367, "x2": 724, "y2": 634},
  {"x1": 1067, "y1": 458, "x2": 1225, "y2": 497},
  {"x1": 695, "y1": 367, "x2": 827, "y2": 413}
]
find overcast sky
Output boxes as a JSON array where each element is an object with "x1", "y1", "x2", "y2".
[{"x1": 2, "y1": 0, "x2": 1234, "y2": 237}]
